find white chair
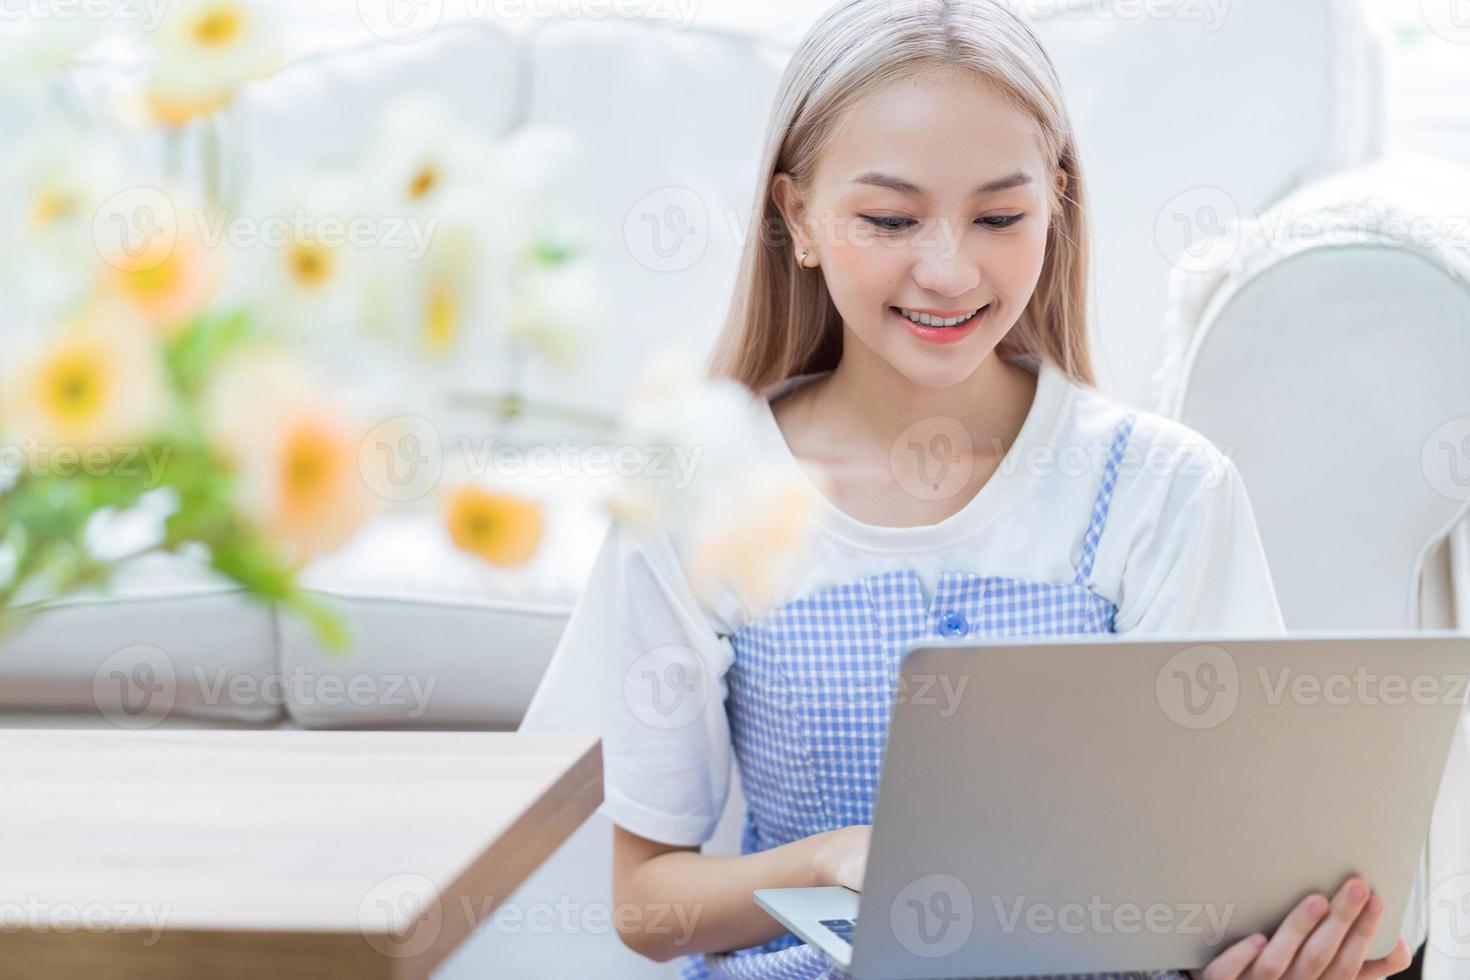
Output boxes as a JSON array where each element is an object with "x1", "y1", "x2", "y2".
[{"x1": 1159, "y1": 154, "x2": 1470, "y2": 977}]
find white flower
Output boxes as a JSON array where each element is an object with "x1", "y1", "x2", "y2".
[
  {"x1": 142, "y1": 0, "x2": 282, "y2": 125},
  {"x1": 608, "y1": 347, "x2": 766, "y2": 528},
  {"x1": 364, "y1": 93, "x2": 496, "y2": 215},
  {"x1": 2, "y1": 122, "x2": 122, "y2": 320},
  {"x1": 365, "y1": 198, "x2": 492, "y2": 359},
  {"x1": 0, "y1": 10, "x2": 102, "y2": 83},
  {"x1": 243, "y1": 174, "x2": 370, "y2": 342},
  {"x1": 503, "y1": 256, "x2": 599, "y2": 370},
  {"x1": 685, "y1": 460, "x2": 821, "y2": 620}
]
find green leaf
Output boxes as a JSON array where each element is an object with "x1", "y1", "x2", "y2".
[
  {"x1": 281, "y1": 589, "x2": 353, "y2": 658},
  {"x1": 164, "y1": 307, "x2": 256, "y2": 399}
]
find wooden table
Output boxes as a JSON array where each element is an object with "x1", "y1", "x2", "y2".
[{"x1": 0, "y1": 730, "x2": 603, "y2": 979}]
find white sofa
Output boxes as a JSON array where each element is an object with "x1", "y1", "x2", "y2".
[{"x1": 0, "y1": 2, "x2": 1392, "y2": 977}]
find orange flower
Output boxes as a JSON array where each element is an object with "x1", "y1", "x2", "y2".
[
  {"x1": 443, "y1": 485, "x2": 544, "y2": 567},
  {"x1": 104, "y1": 214, "x2": 216, "y2": 335},
  {"x1": 202, "y1": 348, "x2": 375, "y2": 569}
]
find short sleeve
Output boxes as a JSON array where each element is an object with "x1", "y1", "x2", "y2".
[
  {"x1": 1105, "y1": 448, "x2": 1287, "y2": 637},
  {"x1": 518, "y1": 518, "x2": 735, "y2": 847}
]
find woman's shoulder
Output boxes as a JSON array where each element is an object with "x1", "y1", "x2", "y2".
[{"x1": 1059, "y1": 377, "x2": 1238, "y2": 494}]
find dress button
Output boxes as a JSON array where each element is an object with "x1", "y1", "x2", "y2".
[{"x1": 938, "y1": 611, "x2": 968, "y2": 636}]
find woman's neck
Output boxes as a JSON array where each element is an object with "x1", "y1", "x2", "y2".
[{"x1": 812, "y1": 344, "x2": 1038, "y2": 462}]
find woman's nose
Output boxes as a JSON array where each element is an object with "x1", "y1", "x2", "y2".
[
  {"x1": 909, "y1": 224, "x2": 981, "y2": 298},
  {"x1": 910, "y1": 253, "x2": 981, "y2": 299}
]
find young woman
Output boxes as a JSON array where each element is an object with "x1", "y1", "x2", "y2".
[{"x1": 522, "y1": 2, "x2": 1414, "y2": 978}]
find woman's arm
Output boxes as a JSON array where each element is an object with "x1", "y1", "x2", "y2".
[{"x1": 611, "y1": 823, "x2": 856, "y2": 962}]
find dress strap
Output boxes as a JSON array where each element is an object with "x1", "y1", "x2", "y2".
[{"x1": 1073, "y1": 411, "x2": 1138, "y2": 585}]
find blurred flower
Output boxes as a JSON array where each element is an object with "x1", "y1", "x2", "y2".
[
  {"x1": 142, "y1": 0, "x2": 282, "y2": 126},
  {"x1": 486, "y1": 126, "x2": 594, "y2": 370},
  {"x1": 357, "y1": 95, "x2": 500, "y2": 360},
  {"x1": 504, "y1": 255, "x2": 597, "y2": 369},
  {"x1": 686, "y1": 461, "x2": 820, "y2": 620},
  {"x1": 0, "y1": 10, "x2": 102, "y2": 83},
  {"x1": 442, "y1": 484, "x2": 544, "y2": 567},
  {"x1": 365, "y1": 94, "x2": 495, "y2": 214},
  {"x1": 245, "y1": 176, "x2": 369, "y2": 340},
  {"x1": 202, "y1": 347, "x2": 375, "y2": 568},
  {"x1": 102, "y1": 199, "x2": 218, "y2": 335},
  {"x1": 0, "y1": 302, "x2": 171, "y2": 457},
  {"x1": 3, "y1": 122, "x2": 123, "y2": 318},
  {"x1": 416, "y1": 215, "x2": 482, "y2": 356},
  {"x1": 493, "y1": 125, "x2": 586, "y2": 203},
  {"x1": 607, "y1": 347, "x2": 765, "y2": 528}
]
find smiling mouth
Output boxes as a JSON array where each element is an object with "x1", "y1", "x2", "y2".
[{"x1": 891, "y1": 305, "x2": 988, "y2": 328}]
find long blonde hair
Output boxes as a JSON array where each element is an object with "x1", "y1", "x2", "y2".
[{"x1": 708, "y1": 0, "x2": 1094, "y2": 391}]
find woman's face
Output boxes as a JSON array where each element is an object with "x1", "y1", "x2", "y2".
[{"x1": 774, "y1": 71, "x2": 1061, "y2": 389}]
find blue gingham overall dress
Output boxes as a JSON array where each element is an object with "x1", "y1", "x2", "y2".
[{"x1": 680, "y1": 411, "x2": 1188, "y2": 980}]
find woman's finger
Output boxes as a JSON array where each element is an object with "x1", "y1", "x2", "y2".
[
  {"x1": 1194, "y1": 931, "x2": 1268, "y2": 980},
  {"x1": 1354, "y1": 934, "x2": 1412, "y2": 980},
  {"x1": 1282, "y1": 877, "x2": 1371, "y2": 980},
  {"x1": 1316, "y1": 889, "x2": 1384, "y2": 980},
  {"x1": 1246, "y1": 892, "x2": 1331, "y2": 980}
]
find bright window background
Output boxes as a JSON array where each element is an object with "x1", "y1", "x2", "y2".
[{"x1": 1362, "y1": 0, "x2": 1470, "y2": 161}]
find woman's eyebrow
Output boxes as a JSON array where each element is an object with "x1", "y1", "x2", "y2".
[{"x1": 850, "y1": 170, "x2": 1034, "y2": 196}]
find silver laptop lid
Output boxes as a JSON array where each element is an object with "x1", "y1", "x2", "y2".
[{"x1": 848, "y1": 632, "x2": 1469, "y2": 978}]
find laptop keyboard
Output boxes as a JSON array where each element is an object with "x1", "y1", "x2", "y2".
[{"x1": 818, "y1": 917, "x2": 857, "y2": 943}]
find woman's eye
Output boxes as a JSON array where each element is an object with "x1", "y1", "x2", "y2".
[
  {"x1": 860, "y1": 215, "x2": 915, "y2": 231},
  {"x1": 859, "y1": 213, "x2": 1024, "y2": 232}
]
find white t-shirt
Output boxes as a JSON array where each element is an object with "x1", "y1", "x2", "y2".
[{"x1": 518, "y1": 354, "x2": 1287, "y2": 847}]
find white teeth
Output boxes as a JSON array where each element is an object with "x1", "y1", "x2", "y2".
[{"x1": 896, "y1": 306, "x2": 982, "y2": 327}]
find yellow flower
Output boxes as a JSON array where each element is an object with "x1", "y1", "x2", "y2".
[
  {"x1": 285, "y1": 238, "x2": 336, "y2": 290},
  {"x1": 0, "y1": 304, "x2": 170, "y2": 458},
  {"x1": 424, "y1": 276, "x2": 459, "y2": 353},
  {"x1": 443, "y1": 485, "x2": 544, "y2": 567},
  {"x1": 143, "y1": 0, "x2": 281, "y2": 126}
]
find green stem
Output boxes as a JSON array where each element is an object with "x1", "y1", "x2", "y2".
[
  {"x1": 445, "y1": 392, "x2": 618, "y2": 434},
  {"x1": 202, "y1": 117, "x2": 222, "y2": 210}
]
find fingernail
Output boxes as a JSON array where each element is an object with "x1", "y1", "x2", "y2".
[
  {"x1": 1309, "y1": 895, "x2": 1329, "y2": 916},
  {"x1": 1253, "y1": 934, "x2": 1268, "y2": 949},
  {"x1": 1348, "y1": 881, "x2": 1366, "y2": 902}
]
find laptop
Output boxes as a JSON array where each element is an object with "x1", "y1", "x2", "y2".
[{"x1": 753, "y1": 631, "x2": 1470, "y2": 979}]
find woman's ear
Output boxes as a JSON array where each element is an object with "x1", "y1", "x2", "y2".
[
  {"x1": 1054, "y1": 167, "x2": 1069, "y2": 206},
  {"x1": 770, "y1": 171, "x2": 812, "y2": 256}
]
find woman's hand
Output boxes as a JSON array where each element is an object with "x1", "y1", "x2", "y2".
[
  {"x1": 1191, "y1": 877, "x2": 1413, "y2": 980},
  {"x1": 811, "y1": 823, "x2": 871, "y2": 891}
]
